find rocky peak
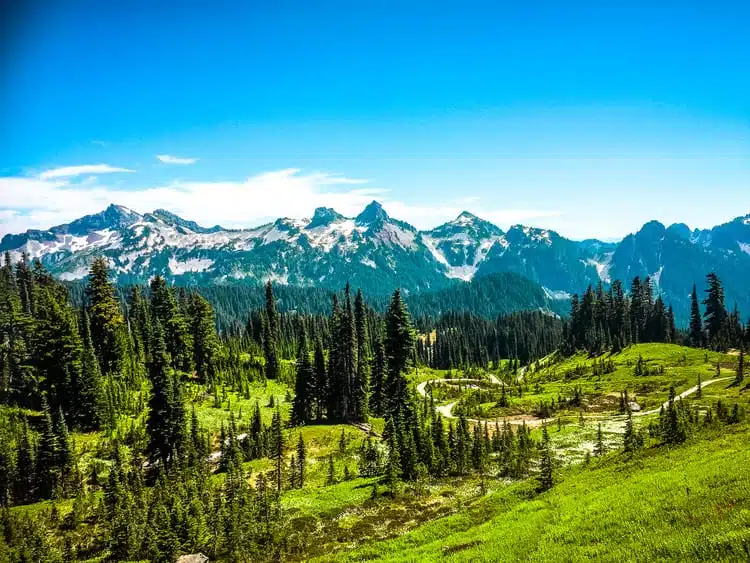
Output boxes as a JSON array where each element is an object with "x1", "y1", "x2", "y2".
[
  {"x1": 308, "y1": 207, "x2": 345, "y2": 229},
  {"x1": 355, "y1": 200, "x2": 388, "y2": 226}
]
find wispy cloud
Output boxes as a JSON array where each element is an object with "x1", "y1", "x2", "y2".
[
  {"x1": 157, "y1": 154, "x2": 197, "y2": 165},
  {"x1": 0, "y1": 167, "x2": 559, "y2": 237},
  {"x1": 38, "y1": 164, "x2": 135, "y2": 180}
]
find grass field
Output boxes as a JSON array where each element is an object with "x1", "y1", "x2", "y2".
[
  {"x1": 320, "y1": 421, "x2": 750, "y2": 562},
  {"x1": 9, "y1": 343, "x2": 748, "y2": 562}
]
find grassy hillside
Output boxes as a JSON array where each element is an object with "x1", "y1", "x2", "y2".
[
  {"x1": 6, "y1": 343, "x2": 747, "y2": 562},
  {"x1": 322, "y1": 422, "x2": 750, "y2": 562}
]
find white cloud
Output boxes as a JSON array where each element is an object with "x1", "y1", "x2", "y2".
[
  {"x1": 0, "y1": 167, "x2": 559, "y2": 238},
  {"x1": 38, "y1": 164, "x2": 135, "y2": 180},
  {"x1": 157, "y1": 154, "x2": 197, "y2": 165}
]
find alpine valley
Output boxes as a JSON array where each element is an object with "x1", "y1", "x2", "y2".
[{"x1": 3, "y1": 201, "x2": 750, "y2": 320}]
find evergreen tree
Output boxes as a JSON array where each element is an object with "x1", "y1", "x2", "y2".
[
  {"x1": 690, "y1": 284, "x2": 703, "y2": 348},
  {"x1": 145, "y1": 321, "x2": 184, "y2": 469},
  {"x1": 296, "y1": 434, "x2": 306, "y2": 488},
  {"x1": 188, "y1": 293, "x2": 219, "y2": 384},
  {"x1": 15, "y1": 420, "x2": 35, "y2": 503},
  {"x1": 736, "y1": 348, "x2": 745, "y2": 386},
  {"x1": 77, "y1": 310, "x2": 104, "y2": 430},
  {"x1": 54, "y1": 408, "x2": 73, "y2": 495},
  {"x1": 537, "y1": 425, "x2": 553, "y2": 492},
  {"x1": 593, "y1": 423, "x2": 605, "y2": 457},
  {"x1": 703, "y1": 273, "x2": 728, "y2": 349},
  {"x1": 352, "y1": 288, "x2": 370, "y2": 421},
  {"x1": 291, "y1": 324, "x2": 314, "y2": 425},
  {"x1": 263, "y1": 282, "x2": 280, "y2": 379},
  {"x1": 384, "y1": 433, "x2": 401, "y2": 493},
  {"x1": 127, "y1": 286, "x2": 151, "y2": 364},
  {"x1": 326, "y1": 455, "x2": 336, "y2": 485},
  {"x1": 622, "y1": 409, "x2": 640, "y2": 454},
  {"x1": 313, "y1": 338, "x2": 328, "y2": 420},
  {"x1": 150, "y1": 276, "x2": 192, "y2": 372},
  {"x1": 384, "y1": 289, "x2": 416, "y2": 420},
  {"x1": 270, "y1": 407, "x2": 285, "y2": 494},
  {"x1": 86, "y1": 257, "x2": 125, "y2": 376},
  {"x1": 37, "y1": 399, "x2": 59, "y2": 499},
  {"x1": 663, "y1": 386, "x2": 687, "y2": 444},
  {"x1": 369, "y1": 330, "x2": 387, "y2": 417}
]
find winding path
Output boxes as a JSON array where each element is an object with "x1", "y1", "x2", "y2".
[
  {"x1": 638, "y1": 377, "x2": 732, "y2": 416},
  {"x1": 415, "y1": 371, "x2": 732, "y2": 430}
]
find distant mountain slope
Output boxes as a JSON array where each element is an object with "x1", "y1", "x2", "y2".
[
  {"x1": 114, "y1": 271, "x2": 567, "y2": 332},
  {"x1": 3, "y1": 202, "x2": 749, "y2": 320},
  {"x1": 405, "y1": 272, "x2": 569, "y2": 319}
]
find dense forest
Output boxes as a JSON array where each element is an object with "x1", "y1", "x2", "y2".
[
  {"x1": 0, "y1": 253, "x2": 565, "y2": 561},
  {"x1": 0, "y1": 251, "x2": 747, "y2": 561},
  {"x1": 66, "y1": 271, "x2": 567, "y2": 336},
  {"x1": 564, "y1": 274, "x2": 749, "y2": 354}
]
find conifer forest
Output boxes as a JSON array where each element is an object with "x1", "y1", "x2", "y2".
[{"x1": 0, "y1": 251, "x2": 748, "y2": 561}]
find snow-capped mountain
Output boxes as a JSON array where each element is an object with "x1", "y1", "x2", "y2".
[
  {"x1": 422, "y1": 212, "x2": 504, "y2": 281},
  {"x1": 2, "y1": 203, "x2": 750, "y2": 320}
]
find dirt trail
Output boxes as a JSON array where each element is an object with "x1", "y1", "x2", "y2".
[
  {"x1": 638, "y1": 377, "x2": 732, "y2": 416},
  {"x1": 415, "y1": 372, "x2": 731, "y2": 431},
  {"x1": 415, "y1": 369, "x2": 549, "y2": 429}
]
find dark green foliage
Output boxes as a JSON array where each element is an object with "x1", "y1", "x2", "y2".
[
  {"x1": 296, "y1": 434, "x2": 306, "y2": 488},
  {"x1": 145, "y1": 321, "x2": 186, "y2": 470},
  {"x1": 426, "y1": 310, "x2": 563, "y2": 369},
  {"x1": 291, "y1": 324, "x2": 314, "y2": 425},
  {"x1": 353, "y1": 288, "x2": 370, "y2": 421},
  {"x1": 313, "y1": 338, "x2": 327, "y2": 420},
  {"x1": 567, "y1": 276, "x2": 677, "y2": 354},
  {"x1": 77, "y1": 311, "x2": 104, "y2": 430},
  {"x1": 537, "y1": 425, "x2": 553, "y2": 492},
  {"x1": 660, "y1": 386, "x2": 687, "y2": 445},
  {"x1": 689, "y1": 284, "x2": 703, "y2": 347},
  {"x1": 263, "y1": 282, "x2": 280, "y2": 379},
  {"x1": 370, "y1": 331, "x2": 387, "y2": 416},
  {"x1": 385, "y1": 289, "x2": 416, "y2": 420},
  {"x1": 37, "y1": 400, "x2": 59, "y2": 499},
  {"x1": 270, "y1": 407, "x2": 284, "y2": 494},
  {"x1": 703, "y1": 273, "x2": 728, "y2": 349},
  {"x1": 188, "y1": 293, "x2": 219, "y2": 383},
  {"x1": 86, "y1": 257, "x2": 126, "y2": 376},
  {"x1": 594, "y1": 423, "x2": 605, "y2": 457},
  {"x1": 566, "y1": 272, "x2": 744, "y2": 354},
  {"x1": 326, "y1": 454, "x2": 336, "y2": 486},
  {"x1": 150, "y1": 276, "x2": 193, "y2": 372},
  {"x1": 735, "y1": 348, "x2": 745, "y2": 386}
]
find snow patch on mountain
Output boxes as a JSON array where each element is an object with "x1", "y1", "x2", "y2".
[
  {"x1": 168, "y1": 256, "x2": 214, "y2": 274},
  {"x1": 305, "y1": 219, "x2": 364, "y2": 252},
  {"x1": 118, "y1": 250, "x2": 150, "y2": 272},
  {"x1": 59, "y1": 266, "x2": 90, "y2": 281},
  {"x1": 262, "y1": 272, "x2": 289, "y2": 285},
  {"x1": 543, "y1": 287, "x2": 572, "y2": 300},
  {"x1": 262, "y1": 226, "x2": 294, "y2": 245},
  {"x1": 739, "y1": 242, "x2": 750, "y2": 256},
  {"x1": 445, "y1": 265, "x2": 478, "y2": 281},
  {"x1": 584, "y1": 253, "x2": 613, "y2": 283},
  {"x1": 522, "y1": 226, "x2": 552, "y2": 245},
  {"x1": 652, "y1": 265, "x2": 664, "y2": 287},
  {"x1": 16, "y1": 229, "x2": 122, "y2": 260},
  {"x1": 360, "y1": 257, "x2": 377, "y2": 269}
]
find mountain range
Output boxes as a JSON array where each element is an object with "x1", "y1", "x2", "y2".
[{"x1": 2, "y1": 202, "x2": 749, "y2": 321}]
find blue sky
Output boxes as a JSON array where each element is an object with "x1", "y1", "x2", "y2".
[{"x1": 1, "y1": 1, "x2": 748, "y2": 239}]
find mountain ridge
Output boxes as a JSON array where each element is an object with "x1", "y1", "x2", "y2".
[{"x1": 2, "y1": 201, "x2": 750, "y2": 321}]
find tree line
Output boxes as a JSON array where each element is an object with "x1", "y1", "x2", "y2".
[{"x1": 565, "y1": 273, "x2": 749, "y2": 354}]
